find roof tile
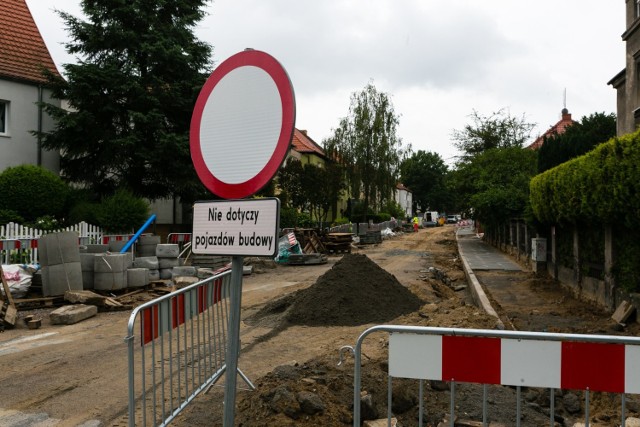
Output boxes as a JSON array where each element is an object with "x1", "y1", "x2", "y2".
[
  {"x1": 0, "y1": 0, "x2": 61, "y2": 84},
  {"x1": 291, "y1": 129, "x2": 326, "y2": 157}
]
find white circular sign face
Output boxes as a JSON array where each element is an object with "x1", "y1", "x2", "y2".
[{"x1": 190, "y1": 50, "x2": 295, "y2": 199}]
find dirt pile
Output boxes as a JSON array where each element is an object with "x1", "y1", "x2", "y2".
[{"x1": 285, "y1": 253, "x2": 423, "y2": 326}]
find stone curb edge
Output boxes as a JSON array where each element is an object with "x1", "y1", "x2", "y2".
[{"x1": 455, "y1": 227, "x2": 505, "y2": 330}]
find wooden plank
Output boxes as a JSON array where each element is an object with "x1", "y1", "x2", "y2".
[
  {"x1": 0, "y1": 264, "x2": 16, "y2": 308},
  {"x1": 3, "y1": 305, "x2": 17, "y2": 326}
]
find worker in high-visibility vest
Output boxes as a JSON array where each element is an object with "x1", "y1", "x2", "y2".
[{"x1": 412, "y1": 216, "x2": 419, "y2": 232}]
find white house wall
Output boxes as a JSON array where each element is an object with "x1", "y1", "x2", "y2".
[{"x1": 0, "y1": 79, "x2": 60, "y2": 172}]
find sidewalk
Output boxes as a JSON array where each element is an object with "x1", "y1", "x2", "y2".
[{"x1": 455, "y1": 224, "x2": 527, "y2": 329}]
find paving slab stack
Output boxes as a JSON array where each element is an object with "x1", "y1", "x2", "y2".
[
  {"x1": 136, "y1": 234, "x2": 160, "y2": 257},
  {"x1": 93, "y1": 253, "x2": 128, "y2": 291},
  {"x1": 39, "y1": 231, "x2": 83, "y2": 297},
  {"x1": 133, "y1": 256, "x2": 160, "y2": 282},
  {"x1": 79, "y1": 244, "x2": 109, "y2": 290},
  {"x1": 156, "y1": 244, "x2": 180, "y2": 280},
  {"x1": 107, "y1": 239, "x2": 134, "y2": 269}
]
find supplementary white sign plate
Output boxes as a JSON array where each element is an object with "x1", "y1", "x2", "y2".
[{"x1": 192, "y1": 198, "x2": 280, "y2": 257}]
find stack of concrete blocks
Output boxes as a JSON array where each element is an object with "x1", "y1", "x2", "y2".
[
  {"x1": 93, "y1": 253, "x2": 128, "y2": 291},
  {"x1": 136, "y1": 234, "x2": 160, "y2": 257},
  {"x1": 39, "y1": 231, "x2": 84, "y2": 296},
  {"x1": 79, "y1": 244, "x2": 108, "y2": 290},
  {"x1": 156, "y1": 244, "x2": 180, "y2": 280},
  {"x1": 133, "y1": 256, "x2": 160, "y2": 282}
]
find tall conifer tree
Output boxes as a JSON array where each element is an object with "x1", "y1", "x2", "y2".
[{"x1": 41, "y1": 0, "x2": 213, "y2": 201}]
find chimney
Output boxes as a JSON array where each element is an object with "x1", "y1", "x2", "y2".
[
  {"x1": 561, "y1": 108, "x2": 571, "y2": 122},
  {"x1": 300, "y1": 129, "x2": 307, "y2": 135}
]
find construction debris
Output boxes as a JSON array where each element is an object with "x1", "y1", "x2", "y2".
[
  {"x1": 50, "y1": 304, "x2": 98, "y2": 325},
  {"x1": 612, "y1": 300, "x2": 635, "y2": 324}
]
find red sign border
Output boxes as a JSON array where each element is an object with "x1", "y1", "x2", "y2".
[{"x1": 190, "y1": 50, "x2": 295, "y2": 199}]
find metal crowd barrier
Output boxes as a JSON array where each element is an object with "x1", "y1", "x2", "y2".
[
  {"x1": 339, "y1": 325, "x2": 640, "y2": 427},
  {"x1": 126, "y1": 268, "x2": 238, "y2": 426}
]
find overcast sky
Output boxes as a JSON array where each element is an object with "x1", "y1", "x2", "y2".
[{"x1": 26, "y1": 0, "x2": 624, "y2": 164}]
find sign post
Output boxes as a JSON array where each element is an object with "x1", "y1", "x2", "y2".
[{"x1": 190, "y1": 49, "x2": 295, "y2": 426}]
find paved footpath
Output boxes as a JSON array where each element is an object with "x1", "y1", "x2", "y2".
[
  {"x1": 456, "y1": 226, "x2": 522, "y2": 271},
  {"x1": 455, "y1": 224, "x2": 529, "y2": 329}
]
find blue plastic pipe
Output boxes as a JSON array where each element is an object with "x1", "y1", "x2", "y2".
[{"x1": 120, "y1": 214, "x2": 157, "y2": 253}]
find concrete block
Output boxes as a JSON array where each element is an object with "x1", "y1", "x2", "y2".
[
  {"x1": 148, "y1": 269, "x2": 160, "y2": 282},
  {"x1": 38, "y1": 231, "x2": 81, "y2": 266},
  {"x1": 82, "y1": 271, "x2": 94, "y2": 290},
  {"x1": 158, "y1": 257, "x2": 179, "y2": 269},
  {"x1": 80, "y1": 253, "x2": 96, "y2": 270},
  {"x1": 50, "y1": 304, "x2": 98, "y2": 325},
  {"x1": 85, "y1": 244, "x2": 109, "y2": 254},
  {"x1": 159, "y1": 268, "x2": 173, "y2": 280},
  {"x1": 42, "y1": 262, "x2": 83, "y2": 297},
  {"x1": 127, "y1": 268, "x2": 149, "y2": 288},
  {"x1": 136, "y1": 245, "x2": 157, "y2": 257},
  {"x1": 172, "y1": 266, "x2": 197, "y2": 277},
  {"x1": 612, "y1": 300, "x2": 635, "y2": 324},
  {"x1": 156, "y1": 244, "x2": 180, "y2": 258},
  {"x1": 123, "y1": 251, "x2": 134, "y2": 268},
  {"x1": 93, "y1": 270, "x2": 127, "y2": 291},
  {"x1": 94, "y1": 253, "x2": 127, "y2": 273},
  {"x1": 138, "y1": 235, "x2": 161, "y2": 245},
  {"x1": 133, "y1": 256, "x2": 159, "y2": 270}
]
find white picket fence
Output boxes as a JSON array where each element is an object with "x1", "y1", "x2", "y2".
[
  {"x1": 0, "y1": 221, "x2": 103, "y2": 264},
  {"x1": 0, "y1": 221, "x2": 103, "y2": 242}
]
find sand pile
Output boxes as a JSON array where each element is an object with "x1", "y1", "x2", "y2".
[{"x1": 286, "y1": 253, "x2": 423, "y2": 326}]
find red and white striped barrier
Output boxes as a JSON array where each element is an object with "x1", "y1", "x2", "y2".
[
  {"x1": 140, "y1": 275, "x2": 226, "y2": 345},
  {"x1": 390, "y1": 333, "x2": 640, "y2": 393},
  {"x1": 101, "y1": 234, "x2": 135, "y2": 244},
  {"x1": 167, "y1": 233, "x2": 192, "y2": 244}
]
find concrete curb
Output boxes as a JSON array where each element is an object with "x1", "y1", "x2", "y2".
[{"x1": 455, "y1": 227, "x2": 505, "y2": 330}]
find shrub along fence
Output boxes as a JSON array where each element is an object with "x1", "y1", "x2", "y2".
[{"x1": 491, "y1": 130, "x2": 640, "y2": 312}]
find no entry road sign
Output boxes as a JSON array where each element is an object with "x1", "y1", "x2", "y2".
[{"x1": 190, "y1": 49, "x2": 296, "y2": 199}]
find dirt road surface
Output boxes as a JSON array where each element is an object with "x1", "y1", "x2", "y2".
[{"x1": 0, "y1": 226, "x2": 638, "y2": 426}]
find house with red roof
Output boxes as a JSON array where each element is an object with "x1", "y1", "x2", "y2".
[
  {"x1": 526, "y1": 108, "x2": 577, "y2": 150},
  {"x1": 0, "y1": 0, "x2": 63, "y2": 172},
  {"x1": 288, "y1": 129, "x2": 327, "y2": 165}
]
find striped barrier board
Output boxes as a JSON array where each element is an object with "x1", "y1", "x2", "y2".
[
  {"x1": 140, "y1": 277, "x2": 224, "y2": 345},
  {"x1": 389, "y1": 333, "x2": 640, "y2": 394},
  {"x1": 167, "y1": 233, "x2": 192, "y2": 243}
]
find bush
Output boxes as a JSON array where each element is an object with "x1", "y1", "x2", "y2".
[
  {"x1": 96, "y1": 189, "x2": 150, "y2": 233},
  {"x1": 0, "y1": 209, "x2": 24, "y2": 227},
  {"x1": 0, "y1": 165, "x2": 68, "y2": 222}
]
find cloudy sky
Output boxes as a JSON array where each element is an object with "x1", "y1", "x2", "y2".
[{"x1": 26, "y1": 0, "x2": 624, "y2": 164}]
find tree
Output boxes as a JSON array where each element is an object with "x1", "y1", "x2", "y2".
[
  {"x1": 451, "y1": 147, "x2": 537, "y2": 227},
  {"x1": 452, "y1": 109, "x2": 535, "y2": 161},
  {"x1": 537, "y1": 112, "x2": 616, "y2": 173},
  {"x1": 324, "y1": 83, "x2": 409, "y2": 221},
  {"x1": 40, "y1": 0, "x2": 213, "y2": 201},
  {"x1": 400, "y1": 150, "x2": 450, "y2": 213},
  {"x1": 277, "y1": 158, "x2": 345, "y2": 224}
]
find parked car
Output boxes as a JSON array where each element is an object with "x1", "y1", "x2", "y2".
[{"x1": 446, "y1": 215, "x2": 457, "y2": 224}]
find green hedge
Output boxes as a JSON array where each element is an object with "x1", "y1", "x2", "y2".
[
  {"x1": 530, "y1": 131, "x2": 640, "y2": 227},
  {"x1": 0, "y1": 165, "x2": 68, "y2": 222}
]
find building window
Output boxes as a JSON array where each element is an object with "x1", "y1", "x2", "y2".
[
  {"x1": 636, "y1": 0, "x2": 640, "y2": 19},
  {"x1": 0, "y1": 101, "x2": 8, "y2": 135}
]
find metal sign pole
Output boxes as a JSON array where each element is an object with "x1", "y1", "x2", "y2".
[{"x1": 223, "y1": 255, "x2": 244, "y2": 427}]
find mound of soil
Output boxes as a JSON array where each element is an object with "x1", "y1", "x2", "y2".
[{"x1": 285, "y1": 253, "x2": 423, "y2": 326}]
